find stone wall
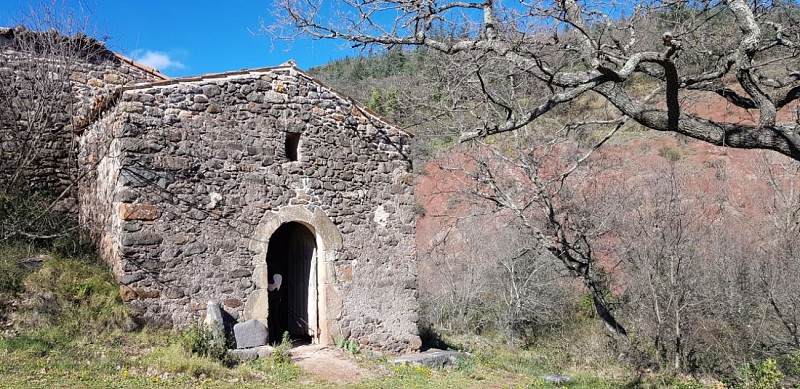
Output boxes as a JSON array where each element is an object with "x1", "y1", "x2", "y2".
[
  {"x1": 0, "y1": 26, "x2": 165, "y2": 206},
  {"x1": 80, "y1": 66, "x2": 420, "y2": 353}
]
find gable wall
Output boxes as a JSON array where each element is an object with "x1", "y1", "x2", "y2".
[{"x1": 80, "y1": 68, "x2": 420, "y2": 353}]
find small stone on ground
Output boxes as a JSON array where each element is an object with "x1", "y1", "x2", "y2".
[
  {"x1": 388, "y1": 348, "x2": 472, "y2": 368},
  {"x1": 543, "y1": 373, "x2": 572, "y2": 385},
  {"x1": 228, "y1": 345, "x2": 274, "y2": 361}
]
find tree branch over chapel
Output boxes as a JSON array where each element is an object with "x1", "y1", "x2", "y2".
[{"x1": 269, "y1": 0, "x2": 800, "y2": 160}]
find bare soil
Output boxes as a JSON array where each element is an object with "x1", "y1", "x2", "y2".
[{"x1": 291, "y1": 344, "x2": 378, "y2": 384}]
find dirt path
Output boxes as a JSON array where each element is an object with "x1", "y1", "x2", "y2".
[{"x1": 291, "y1": 345, "x2": 378, "y2": 385}]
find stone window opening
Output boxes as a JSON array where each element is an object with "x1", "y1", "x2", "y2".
[{"x1": 285, "y1": 132, "x2": 301, "y2": 162}]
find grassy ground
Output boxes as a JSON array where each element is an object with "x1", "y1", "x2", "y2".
[
  {"x1": 0, "y1": 243, "x2": 722, "y2": 388},
  {"x1": 0, "y1": 330, "x2": 636, "y2": 388},
  {"x1": 0, "y1": 333, "x2": 726, "y2": 388}
]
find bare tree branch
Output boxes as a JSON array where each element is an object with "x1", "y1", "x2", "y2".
[{"x1": 270, "y1": 0, "x2": 800, "y2": 160}]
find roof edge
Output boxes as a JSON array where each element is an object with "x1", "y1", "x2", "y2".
[
  {"x1": 120, "y1": 63, "x2": 414, "y2": 138},
  {"x1": 114, "y1": 53, "x2": 169, "y2": 80},
  {"x1": 1, "y1": 25, "x2": 168, "y2": 81},
  {"x1": 299, "y1": 65, "x2": 415, "y2": 138},
  {"x1": 119, "y1": 64, "x2": 294, "y2": 91}
]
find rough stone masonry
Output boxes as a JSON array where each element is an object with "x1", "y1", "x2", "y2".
[
  {"x1": 0, "y1": 26, "x2": 166, "y2": 203},
  {"x1": 79, "y1": 64, "x2": 421, "y2": 353}
]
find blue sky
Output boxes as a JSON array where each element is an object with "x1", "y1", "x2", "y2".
[{"x1": 0, "y1": 0, "x2": 358, "y2": 77}]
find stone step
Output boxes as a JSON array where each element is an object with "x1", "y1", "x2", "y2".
[{"x1": 388, "y1": 349, "x2": 473, "y2": 368}]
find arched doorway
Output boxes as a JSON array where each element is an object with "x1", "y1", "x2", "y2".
[
  {"x1": 246, "y1": 205, "x2": 344, "y2": 346},
  {"x1": 265, "y1": 222, "x2": 318, "y2": 344}
]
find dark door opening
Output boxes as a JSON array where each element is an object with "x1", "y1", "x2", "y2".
[
  {"x1": 266, "y1": 222, "x2": 317, "y2": 344},
  {"x1": 285, "y1": 132, "x2": 300, "y2": 161}
]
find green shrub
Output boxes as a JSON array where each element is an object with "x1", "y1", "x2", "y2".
[
  {"x1": 271, "y1": 331, "x2": 292, "y2": 365},
  {"x1": 367, "y1": 88, "x2": 397, "y2": 115},
  {"x1": 179, "y1": 323, "x2": 233, "y2": 366},
  {"x1": 0, "y1": 334, "x2": 52, "y2": 356},
  {"x1": 19, "y1": 254, "x2": 133, "y2": 334},
  {"x1": 737, "y1": 358, "x2": 784, "y2": 389},
  {"x1": 144, "y1": 343, "x2": 228, "y2": 378},
  {"x1": 335, "y1": 335, "x2": 360, "y2": 355},
  {"x1": 658, "y1": 145, "x2": 684, "y2": 162},
  {"x1": 0, "y1": 245, "x2": 32, "y2": 294},
  {"x1": 783, "y1": 350, "x2": 800, "y2": 377},
  {"x1": 233, "y1": 331, "x2": 301, "y2": 382},
  {"x1": 335, "y1": 335, "x2": 345, "y2": 348},
  {"x1": 576, "y1": 293, "x2": 596, "y2": 318},
  {"x1": 431, "y1": 136, "x2": 454, "y2": 150}
]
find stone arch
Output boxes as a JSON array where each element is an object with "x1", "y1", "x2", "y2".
[{"x1": 245, "y1": 206, "x2": 343, "y2": 345}]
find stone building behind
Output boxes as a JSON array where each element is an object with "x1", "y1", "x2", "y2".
[
  {"x1": 79, "y1": 66, "x2": 420, "y2": 352},
  {"x1": 2, "y1": 27, "x2": 420, "y2": 353},
  {"x1": 0, "y1": 26, "x2": 166, "y2": 204}
]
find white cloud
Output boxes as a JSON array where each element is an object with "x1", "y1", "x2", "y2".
[{"x1": 132, "y1": 50, "x2": 185, "y2": 71}]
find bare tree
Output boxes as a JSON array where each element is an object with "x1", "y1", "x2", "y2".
[
  {"x1": 753, "y1": 152, "x2": 800, "y2": 350},
  {"x1": 418, "y1": 201, "x2": 574, "y2": 342},
  {"x1": 0, "y1": 3, "x2": 103, "y2": 190},
  {"x1": 609, "y1": 154, "x2": 800, "y2": 374},
  {"x1": 452, "y1": 125, "x2": 633, "y2": 337},
  {"x1": 619, "y1": 165, "x2": 716, "y2": 371},
  {"x1": 439, "y1": 129, "x2": 800, "y2": 372},
  {"x1": 419, "y1": 222, "x2": 491, "y2": 332},
  {"x1": 0, "y1": 3, "x2": 111, "y2": 242},
  {"x1": 270, "y1": 0, "x2": 800, "y2": 160},
  {"x1": 489, "y1": 220, "x2": 576, "y2": 343}
]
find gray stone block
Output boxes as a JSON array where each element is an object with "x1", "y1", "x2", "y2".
[
  {"x1": 204, "y1": 301, "x2": 226, "y2": 344},
  {"x1": 389, "y1": 349, "x2": 473, "y2": 368},
  {"x1": 543, "y1": 373, "x2": 572, "y2": 385},
  {"x1": 119, "y1": 272, "x2": 144, "y2": 284},
  {"x1": 204, "y1": 301, "x2": 224, "y2": 329},
  {"x1": 234, "y1": 319, "x2": 268, "y2": 349},
  {"x1": 120, "y1": 232, "x2": 163, "y2": 246},
  {"x1": 228, "y1": 345, "x2": 274, "y2": 361}
]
